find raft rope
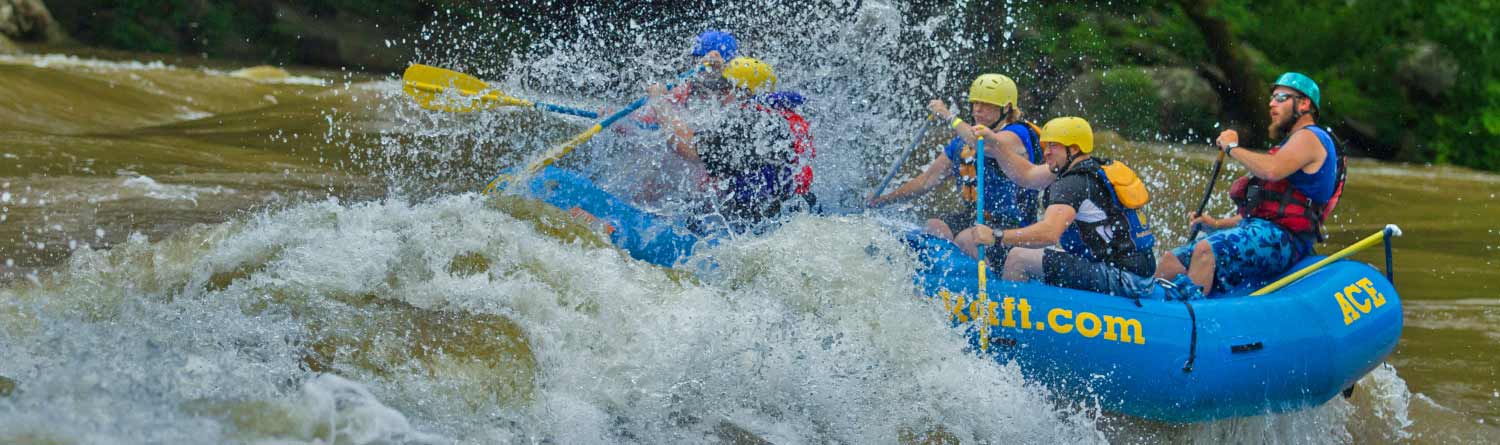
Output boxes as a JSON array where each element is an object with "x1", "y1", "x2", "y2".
[
  {"x1": 1182, "y1": 300, "x2": 1198, "y2": 373},
  {"x1": 1156, "y1": 277, "x2": 1199, "y2": 372}
]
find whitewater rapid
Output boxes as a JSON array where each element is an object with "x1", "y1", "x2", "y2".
[{"x1": 0, "y1": 0, "x2": 1470, "y2": 442}]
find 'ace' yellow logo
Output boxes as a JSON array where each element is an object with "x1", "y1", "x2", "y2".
[{"x1": 1334, "y1": 277, "x2": 1387, "y2": 325}]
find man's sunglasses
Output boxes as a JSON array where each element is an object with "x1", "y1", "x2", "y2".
[{"x1": 1271, "y1": 92, "x2": 1303, "y2": 104}]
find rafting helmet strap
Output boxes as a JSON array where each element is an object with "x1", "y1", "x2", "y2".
[
  {"x1": 985, "y1": 105, "x2": 1011, "y2": 129},
  {"x1": 1289, "y1": 95, "x2": 1309, "y2": 122},
  {"x1": 1051, "y1": 146, "x2": 1084, "y2": 177}
]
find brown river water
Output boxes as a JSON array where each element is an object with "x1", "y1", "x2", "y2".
[{"x1": 0, "y1": 49, "x2": 1496, "y2": 443}]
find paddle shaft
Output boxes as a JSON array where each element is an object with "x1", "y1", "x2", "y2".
[
  {"x1": 533, "y1": 102, "x2": 600, "y2": 119},
  {"x1": 484, "y1": 65, "x2": 708, "y2": 194},
  {"x1": 975, "y1": 130, "x2": 991, "y2": 352},
  {"x1": 869, "y1": 115, "x2": 933, "y2": 205},
  {"x1": 1251, "y1": 225, "x2": 1402, "y2": 296},
  {"x1": 1186, "y1": 149, "x2": 1227, "y2": 242}
]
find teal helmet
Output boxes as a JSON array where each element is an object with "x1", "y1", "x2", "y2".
[{"x1": 1273, "y1": 72, "x2": 1321, "y2": 110}]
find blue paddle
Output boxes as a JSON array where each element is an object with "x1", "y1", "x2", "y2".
[
  {"x1": 483, "y1": 64, "x2": 710, "y2": 194},
  {"x1": 867, "y1": 114, "x2": 932, "y2": 207},
  {"x1": 975, "y1": 127, "x2": 992, "y2": 352}
]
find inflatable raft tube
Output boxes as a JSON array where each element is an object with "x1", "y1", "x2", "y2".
[
  {"x1": 512, "y1": 167, "x2": 1403, "y2": 422},
  {"x1": 908, "y1": 234, "x2": 1402, "y2": 423}
]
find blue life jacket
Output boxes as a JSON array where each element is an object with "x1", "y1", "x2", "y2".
[
  {"x1": 1057, "y1": 158, "x2": 1156, "y2": 264},
  {"x1": 1286, "y1": 125, "x2": 1341, "y2": 204},
  {"x1": 944, "y1": 121, "x2": 1043, "y2": 227}
]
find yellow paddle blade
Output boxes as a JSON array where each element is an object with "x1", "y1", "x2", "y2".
[{"x1": 402, "y1": 64, "x2": 530, "y2": 112}]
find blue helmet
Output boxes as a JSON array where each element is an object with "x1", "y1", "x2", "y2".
[
  {"x1": 692, "y1": 30, "x2": 738, "y2": 59},
  {"x1": 1273, "y1": 72, "x2": 1321, "y2": 110}
]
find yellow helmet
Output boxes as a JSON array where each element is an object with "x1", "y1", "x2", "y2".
[
  {"x1": 968, "y1": 74, "x2": 1018, "y2": 108},
  {"x1": 1040, "y1": 117, "x2": 1094, "y2": 153},
  {"x1": 723, "y1": 57, "x2": 778, "y2": 94}
]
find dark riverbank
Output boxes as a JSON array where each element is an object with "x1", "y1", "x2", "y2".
[{"x1": 12, "y1": 0, "x2": 1497, "y2": 174}]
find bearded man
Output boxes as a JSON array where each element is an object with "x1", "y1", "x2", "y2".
[{"x1": 1154, "y1": 72, "x2": 1346, "y2": 297}]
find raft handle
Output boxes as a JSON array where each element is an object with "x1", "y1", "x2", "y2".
[{"x1": 1229, "y1": 341, "x2": 1264, "y2": 354}]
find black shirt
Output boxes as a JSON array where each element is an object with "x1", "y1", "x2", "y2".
[{"x1": 1044, "y1": 158, "x2": 1154, "y2": 275}]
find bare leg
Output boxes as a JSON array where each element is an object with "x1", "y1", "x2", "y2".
[
  {"x1": 925, "y1": 218, "x2": 955, "y2": 240},
  {"x1": 954, "y1": 227, "x2": 979, "y2": 259},
  {"x1": 1155, "y1": 253, "x2": 1186, "y2": 280},
  {"x1": 1002, "y1": 247, "x2": 1045, "y2": 282},
  {"x1": 1188, "y1": 240, "x2": 1217, "y2": 294}
]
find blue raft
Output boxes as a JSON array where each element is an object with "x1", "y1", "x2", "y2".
[
  {"x1": 514, "y1": 167, "x2": 1404, "y2": 423},
  {"x1": 908, "y1": 234, "x2": 1402, "y2": 423}
]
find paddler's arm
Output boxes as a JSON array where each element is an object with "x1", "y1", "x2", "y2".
[
  {"x1": 927, "y1": 99, "x2": 983, "y2": 146},
  {"x1": 975, "y1": 126, "x2": 1056, "y2": 190},
  {"x1": 1216, "y1": 129, "x2": 1323, "y2": 181},
  {"x1": 1190, "y1": 213, "x2": 1242, "y2": 232},
  {"x1": 973, "y1": 204, "x2": 1075, "y2": 249},
  {"x1": 870, "y1": 153, "x2": 953, "y2": 207},
  {"x1": 648, "y1": 83, "x2": 700, "y2": 162}
]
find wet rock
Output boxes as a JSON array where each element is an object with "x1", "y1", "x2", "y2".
[
  {"x1": 0, "y1": 0, "x2": 65, "y2": 42},
  {"x1": 1047, "y1": 66, "x2": 1220, "y2": 142},
  {"x1": 181, "y1": 399, "x2": 303, "y2": 440},
  {"x1": 1396, "y1": 41, "x2": 1459, "y2": 104},
  {"x1": 446, "y1": 251, "x2": 490, "y2": 276},
  {"x1": 488, "y1": 195, "x2": 614, "y2": 249},
  {"x1": 666, "y1": 414, "x2": 773, "y2": 445},
  {"x1": 300, "y1": 297, "x2": 537, "y2": 407},
  {"x1": 898, "y1": 423, "x2": 960, "y2": 445},
  {"x1": 714, "y1": 420, "x2": 773, "y2": 445},
  {"x1": 0, "y1": 375, "x2": 15, "y2": 397}
]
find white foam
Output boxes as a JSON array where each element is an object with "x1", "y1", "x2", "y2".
[
  {"x1": 0, "y1": 194, "x2": 1099, "y2": 443},
  {"x1": 269, "y1": 75, "x2": 331, "y2": 86},
  {"x1": 287, "y1": 374, "x2": 448, "y2": 445},
  {"x1": 0, "y1": 53, "x2": 174, "y2": 71},
  {"x1": 119, "y1": 175, "x2": 234, "y2": 203},
  {"x1": 175, "y1": 110, "x2": 214, "y2": 121}
]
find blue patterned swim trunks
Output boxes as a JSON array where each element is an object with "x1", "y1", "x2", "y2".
[{"x1": 1171, "y1": 217, "x2": 1313, "y2": 294}]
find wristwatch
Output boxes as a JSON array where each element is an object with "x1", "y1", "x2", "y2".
[{"x1": 1223, "y1": 142, "x2": 1239, "y2": 155}]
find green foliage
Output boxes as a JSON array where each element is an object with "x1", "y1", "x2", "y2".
[
  {"x1": 1072, "y1": 68, "x2": 1163, "y2": 139},
  {"x1": 48, "y1": 0, "x2": 501, "y2": 70},
  {"x1": 90, "y1": 0, "x2": 187, "y2": 54},
  {"x1": 954, "y1": 1, "x2": 1217, "y2": 140},
  {"x1": 42, "y1": 0, "x2": 1500, "y2": 171},
  {"x1": 970, "y1": 0, "x2": 1500, "y2": 171},
  {"x1": 1206, "y1": 0, "x2": 1497, "y2": 170}
]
